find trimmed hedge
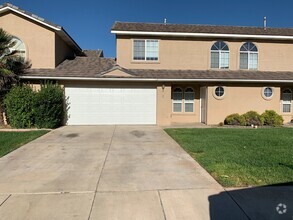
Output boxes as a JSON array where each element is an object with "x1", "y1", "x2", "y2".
[
  {"x1": 243, "y1": 111, "x2": 264, "y2": 126},
  {"x1": 261, "y1": 110, "x2": 284, "y2": 127},
  {"x1": 34, "y1": 83, "x2": 64, "y2": 128},
  {"x1": 224, "y1": 110, "x2": 283, "y2": 127},
  {"x1": 4, "y1": 82, "x2": 64, "y2": 129},
  {"x1": 4, "y1": 85, "x2": 35, "y2": 128},
  {"x1": 224, "y1": 113, "x2": 246, "y2": 126}
]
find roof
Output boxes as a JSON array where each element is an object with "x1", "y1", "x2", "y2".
[
  {"x1": 111, "y1": 22, "x2": 293, "y2": 40},
  {"x1": 25, "y1": 57, "x2": 116, "y2": 78},
  {"x1": 83, "y1": 50, "x2": 104, "y2": 58},
  {"x1": 0, "y1": 3, "x2": 83, "y2": 55},
  {"x1": 21, "y1": 57, "x2": 293, "y2": 82}
]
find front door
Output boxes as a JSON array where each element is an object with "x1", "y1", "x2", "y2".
[{"x1": 200, "y1": 87, "x2": 207, "y2": 124}]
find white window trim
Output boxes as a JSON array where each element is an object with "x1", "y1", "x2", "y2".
[
  {"x1": 282, "y1": 88, "x2": 292, "y2": 114},
  {"x1": 184, "y1": 88, "x2": 195, "y2": 113},
  {"x1": 261, "y1": 87, "x2": 274, "y2": 100},
  {"x1": 239, "y1": 42, "x2": 258, "y2": 70},
  {"x1": 10, "y1": 36, "x2": 27, "y2": 60},
  {"x1": 210, "y1": 41, "x2": 230, "y2": 69},
  {"x1": 132, "y1": 39, "x2": 159, "y2": 61},
  {"x1": 172, "y1": 87, "x2": 183, "y2": 113},
  {"x1": 212, "y1": 86, "x2": 226, "y2": 100},
  {"x1": 172, "y1": 87, "x2": 195, "y2": 113}
]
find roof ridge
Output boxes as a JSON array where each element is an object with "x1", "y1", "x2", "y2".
[{"x1": 113, "y1": 21, "x2": 293, "y2": 30}]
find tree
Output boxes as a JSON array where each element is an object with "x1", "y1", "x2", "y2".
[{"x1": 0, "y1": 28, "x2": 31, "y2": 125}]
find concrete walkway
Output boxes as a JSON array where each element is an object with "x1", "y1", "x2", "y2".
[{"x1": 0, "y1": 126, "x2": 248, "y2": 219}]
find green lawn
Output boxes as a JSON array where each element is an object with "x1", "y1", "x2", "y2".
[
  {"x1": 0, "y1": 130, "x2": 49, "y2": 157},
  {"x1": 165, "y1": 128, "x2": 293, "y2": 187}
]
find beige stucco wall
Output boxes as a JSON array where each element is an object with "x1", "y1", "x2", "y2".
[
  {"x1": 23, "y1": 80, "x2": 293, "y2": 126},
  {"x1": 55, "y1": 34, "x2": 75, "y2": 66},
  {"x1": 0, "y1": 11, "x2": 56, "y2": 68},
  {"x1": 0, "y1": 11, "x2": 75, "y2": 69},
  {"x1": 206, "y1": 85, "x2": 292, "y2": 125},
  {"x1": 116, "y1": 36, "x2": 293, "y2": 71}
]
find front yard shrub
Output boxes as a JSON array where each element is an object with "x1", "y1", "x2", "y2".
[
  {"x1": 33, "y1": 82, "x2": 64, "y2": 128},
  {"x1": 261, "y1": 110, "x2": 283, "y2": 127},
  {"x1": 4, "y1": 82, "x2": 64, "y2": 129},
  {"x1": 4, "y1": 85, "x2": 35, "y2": 128},
  {"x1": 242, "y1": 111, "x2": 264, "y2": 126},
  {"x1": 224, "y1": 113, "x2": 246, "y2": 126}
]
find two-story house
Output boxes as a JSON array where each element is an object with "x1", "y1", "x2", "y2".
[
  {"x1": 1, "y1": 3, "x2": 293, "y2": 126},
  {"x1": 109, "y1": 22, "x2": 293, "y2": 125}
]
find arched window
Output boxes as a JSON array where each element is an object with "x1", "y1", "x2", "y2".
[
  {"x1": 282, "y1": 89, "x2": 292, "y2": 113},
  {"x1": 173, "y1": 88, "x2": 183, "y2": 112},
  {"x1": 211, "y1": 41, "x2": 229, "y2": 69},
  {"x1": 10, "y1": 37, "x2": 26, "y2": 59},
  {"x1": 184, "y1": 88, "x2": 195, "y2": 112},
  {"x1": 240, "y1": 42, "x2": 258, "y2": 70}
]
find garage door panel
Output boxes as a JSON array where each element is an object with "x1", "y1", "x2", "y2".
[{"x1": 65, "y1": 87, "x2": 156, "y2": 125}]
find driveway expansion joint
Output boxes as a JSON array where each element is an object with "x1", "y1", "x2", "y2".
[
  {"x1": 0, "y1": 195, "x2": 11, "y2": 207},
  {"x1": 158, "y1": 190, "x2": 167, "y2": 220},
  {"x1": 87, "y1": 125, "x2": 116, "y2": 220}
]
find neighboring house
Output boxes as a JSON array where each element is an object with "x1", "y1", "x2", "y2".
[{"x1": 1, "y1": 3, "x2": 293, "y2": 125}]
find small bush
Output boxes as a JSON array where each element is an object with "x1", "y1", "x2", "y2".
[
  {"x1": 4, "y1": 85, "x2": 35, "y2": 128},
  {"x1": 218, "y1": 122, "x2": 224, "y2": 126},
  {"x1": 224, "y1": 113, "x2": 246, "y2": 126},
  {"x1": 33, "y1": 82, "x2": 64, "y2": 128},
  {"x1": 243, "y1": 111, "x2": 264, "y2": 126},
  {"x1": 261, "y1": 110, "x2": 283, "y2": 127}
]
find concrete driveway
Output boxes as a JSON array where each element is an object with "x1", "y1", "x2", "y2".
[{"x1": 0, "y1": 126, "x2": 248, "y2": 219}]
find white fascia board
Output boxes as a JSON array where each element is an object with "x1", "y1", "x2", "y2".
[
  {"x1": 0, "y1": 6, "x2": 61, "y2": 31},
  {"x1": 111, "y1": 30, "x2": 293, "y2": 41},
  {"x1": 20, "y1": 75, "x2": 293, "y2": 83}
]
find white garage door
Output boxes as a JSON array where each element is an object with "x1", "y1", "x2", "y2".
[{"x1": 65, "y1": 87, "x2": 157, "y2": 125}]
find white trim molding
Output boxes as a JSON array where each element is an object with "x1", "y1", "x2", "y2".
[
  {"x1": 111, "y1": 30, "x2": 293, "y2": 41},
  {"x1": 20, "y1": 75, "x2": 293, "y2": 83}
]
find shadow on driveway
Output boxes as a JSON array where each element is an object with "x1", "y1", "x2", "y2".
[{"x1": 209, "y1": 182, "x2": 293, "y2": 220}]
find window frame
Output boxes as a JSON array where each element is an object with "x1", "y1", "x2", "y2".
[
  {"x1": 210, "y1": 41, "x2": 230, "y2": 69},
  {"x1": 282, "y1": 88, "x2": 292, "y2": 113},
  {"x1": 212, "y1": 86, "x2": 225, "y2": 100},
  {"x1": 132, "y1": 39, "x2": 159, "y2": 61},
  {"x1": 184, "y1": 87, "x2": 195, "y2": 113},
  {"x1": 172, "y1": 87, "x2": 183, "y2": 113},
  {"x1": 10, "y1": 36, "x2": 26, "y2": 60},
  {"x1": 172, "y1": 87, "x2": 195, "y2": 113},
  {"x1": 239, "y1": 42, "x2": 258, "y2": 70},
  {"x1": 261, "y1": 87, "x2": 274, "y2": 100}
]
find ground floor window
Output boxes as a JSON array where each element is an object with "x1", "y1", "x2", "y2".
[
  {"x1": 282, "y1": 89, "x2": 292, "y2": 113},
  {"x1": 172, "y1": 87, "x2": 195, "y2": 113},
  {"x1": 173, "y1": 87, "x2": 183, "y2": 112}
]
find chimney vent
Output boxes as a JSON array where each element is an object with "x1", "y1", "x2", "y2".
[
  {"x1": 264, "y1": 16, "x2": 267, "y2": 30},
  {"x1": 164, "y1": 18, "x2": 167, "y2": 25}
]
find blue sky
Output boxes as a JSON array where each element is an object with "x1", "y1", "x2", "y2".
[{"x1": 2, "y1": 0, "x2": 293, "y2": 57}]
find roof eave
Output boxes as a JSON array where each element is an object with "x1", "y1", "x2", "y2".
[
  {"x1": 0, "y1": 5, "x2": 83, "y2": 54},
  {"x1": 111, "y1": 30, "x2": 293, "y2": 41},
  {"x1": 19, "y1": 75, "x2": 293, "y2": 83}
]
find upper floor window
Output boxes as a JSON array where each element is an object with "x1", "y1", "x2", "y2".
[
  {"x1": 133, "y1": 39, "x2": 158, "y2": 61},
  {"x1": 240, "y1": 42, "x2": 258, "y2": 70},
  {"x1": 10, "y1": 37, "x2": 26, "y2": 59},
  {"x1": 210, "y1": 41, "x2": 229, "y2": 69}
]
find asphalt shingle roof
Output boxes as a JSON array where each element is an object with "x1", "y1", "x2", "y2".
[
  {"x1": 23, "y1": 56, "x2": 293, "y2": 81},
  {"x1": 112, "y1": 22, "x2": 293, "y2": 37},
  {"x1": 26, "y1": 57, "x2": 116, "y2": 78}
]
